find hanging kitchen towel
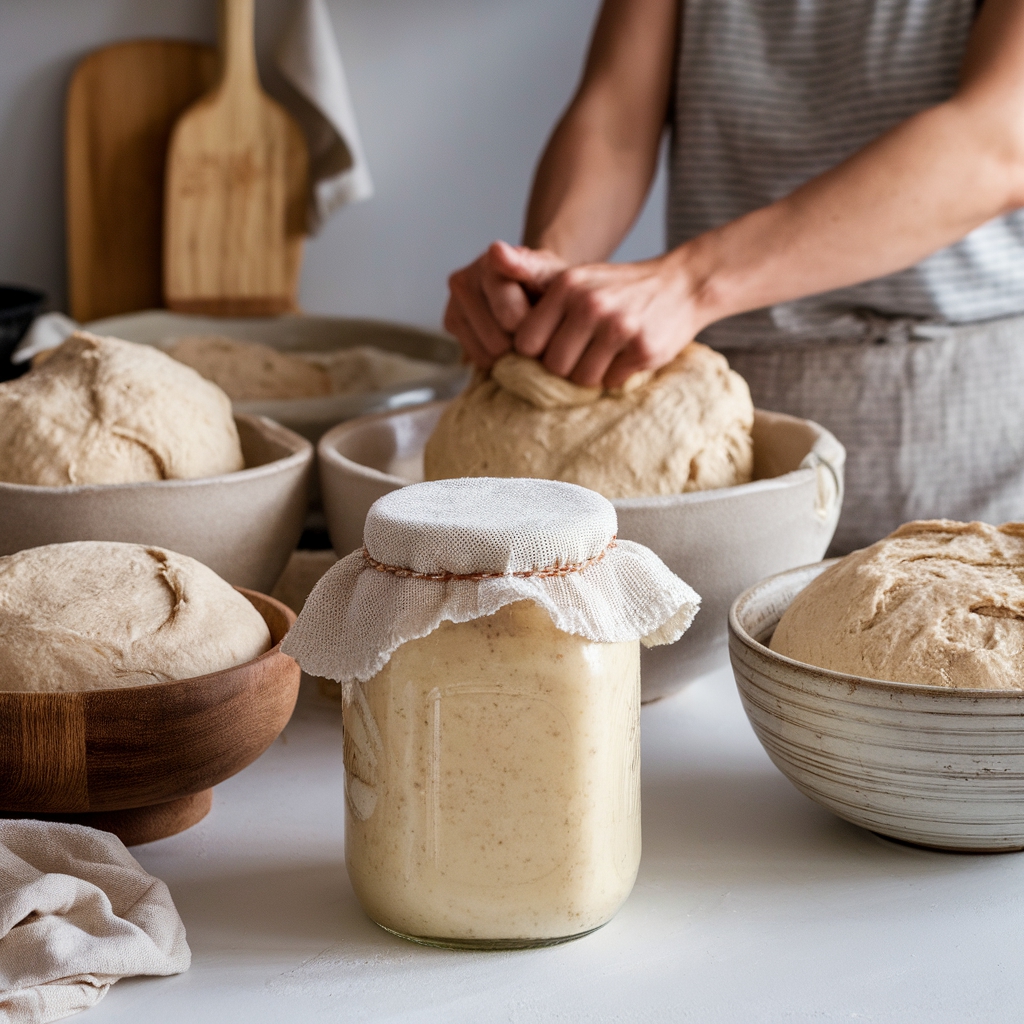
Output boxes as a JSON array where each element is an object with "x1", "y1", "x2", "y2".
[
  {"x1": 276, "y1": 0, "x2": 374, "y2": 233},
  {"x1": 0, "y1": 820, "x2": 190, "y2": 1024},
  {"x1": 11, "y1": 313, "x2": 78, "y2": 366}
]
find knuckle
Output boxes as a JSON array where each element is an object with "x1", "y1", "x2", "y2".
[
  {"x1": 559, "y1": 267, "x2": 583, "y2": 292},
  {"x1": 577, "y1": 291, "x2": 603, "y2": 319},
  {"x1": 607, "y1": 310, "x2": 632, "y2": 336}
]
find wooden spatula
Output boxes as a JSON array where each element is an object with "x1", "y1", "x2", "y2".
[
  {"x1": 65, "y1": 41, "x2": 218, "y2": 322},
  {"x1": 163, "y1": 0, "x2": 308, "y2": 316}
]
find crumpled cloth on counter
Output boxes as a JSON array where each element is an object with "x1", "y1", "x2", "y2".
[
  {"x1": 0, "y1": 820, "x2": 190, "y2": 1024},
  {"x1": 276, "y1": 0, "x2": 374, "y2": 233}
]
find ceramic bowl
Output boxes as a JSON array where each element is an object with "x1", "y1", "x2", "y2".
[
  {"x1": 85, "y1": 310, "x2": 469, "y2": 444},
  {"x1": 0, "y1": 590, "x2": 300, "y2": 846},
  {"x1": 0, "y1": 414, "x2": 313, "y2": 593},
  {"x1": 316, "y1": 402, "x2": 846, "y2": 703},
  {"x1": 730, "y1": 562, "x2": 1024, "y2": 851}
]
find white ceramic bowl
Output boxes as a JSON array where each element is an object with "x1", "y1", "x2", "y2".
[
  {"x1": 0, "y1": 414, "x2": 312, "y2": 593},
  {"x1": 316, "y1": 402, "x2": 846, "y2": 702},
  {"x1": 730, "y1": 562, "x2": 1024, "y2": 851},
  {"x1": 85, "y1": 310, "x2": 469, "y2": 444}
]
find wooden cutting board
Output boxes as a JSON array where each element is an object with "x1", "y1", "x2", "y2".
[
  {"x1": 65, "y1": 40, "x2": 218, "y2": 323},
  {"x1": 163, "y1": 0, "x2": 308, "y2": 317}
]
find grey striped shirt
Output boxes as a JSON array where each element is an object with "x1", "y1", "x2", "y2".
[{"x1": 667, "y1": 0, "x2": 1024, "y2": 348}]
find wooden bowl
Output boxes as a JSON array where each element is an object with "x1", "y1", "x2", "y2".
[
  {"x1": 0, "y1": 414, "x2": 313, "y2": 593},
  {"x1": 316, "y1": 402, "x2": 846, "y2": 703},
  {"x1": 730, "y1": 563, "x2": 1024, "y2": 852},
  {"x1": 0, "y1": 590, "x2": 300, "y2": 846}
]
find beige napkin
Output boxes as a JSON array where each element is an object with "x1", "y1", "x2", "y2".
[
  {"x1": 275, "y1": 0, "x2": 374, "y2": 233},
  {"x1": 0, "y1": 821, "x2": 190, "y2": 1024}
]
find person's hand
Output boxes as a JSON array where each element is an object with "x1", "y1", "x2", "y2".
[
  {"x1": 444, "y1": 241, "x2": 568, "y2": 370},
  {"x1": 512, "y1": 253, "x2": 696, "y2": 388}
]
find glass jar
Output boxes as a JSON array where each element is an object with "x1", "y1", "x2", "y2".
[
  {"x1": 282, "y1": 476, "x2": 699, "y2": 950},
  {"x1": 342, "y1": 599, "x2": 641, "y2": 949}
]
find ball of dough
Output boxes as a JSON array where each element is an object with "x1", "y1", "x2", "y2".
[
  {"x1": 166, "y1": 335, "x2": 332, "y2": 401},
  {"x1": 315, "y1": 345, "x2": 443, "y2": 395},
  {"x1": 0, "y1": 542, "x2": 272, "y2": 692},
  {"x1": 770, "y1": 520, "x2": 1024, "y2": 689},
  {"x1": 424, "y1": 343, "x2": 754, "y2": 499},
  {"x1": 0, "y1": 332, "x2": 244, "y2": 486}
]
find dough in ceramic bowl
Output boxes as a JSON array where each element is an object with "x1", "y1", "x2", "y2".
[
  {"x1": 0, "y1": 542, "x2": 272, "y2": 692},
  {"x1": 771, "y1": 520, "x2": 1024, "y2": 689},
  {"x1": 423, "y1": 343, "x2": 754, "y2": 499},
  {"x1": 166, "y1": 335, "x2": 332, "y2": 401},
  {"x1": 166, "y1": 335, "x2": 442, "y2": 401},
  {"x1": 0, "y1": 331, "x2": 244, "y2": 486}
]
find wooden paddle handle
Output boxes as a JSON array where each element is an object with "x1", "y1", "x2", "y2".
[{"x1": 218, "y1": 0, "x2": 259, "y2": 94}]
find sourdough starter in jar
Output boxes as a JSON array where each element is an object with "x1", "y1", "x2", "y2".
[
  {"x1": 343, "y1": 600, "x2": 641, "y2": 947},
  {"x1": 281, "y1": 476, "x2": 701, "y2": 949}
]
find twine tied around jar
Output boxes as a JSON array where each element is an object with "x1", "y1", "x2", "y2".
[{"x1": 361, "y1": 538, "x2": 618, "y2": 582}]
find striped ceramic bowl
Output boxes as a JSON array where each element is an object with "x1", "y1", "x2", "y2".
[{"x1": 729, "y1": 561, "x2": 1024, "y2": 852}]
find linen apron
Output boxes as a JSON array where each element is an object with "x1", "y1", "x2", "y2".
[{"x1": 668, "y1": 0, "x2": 1024, "y2": 551}]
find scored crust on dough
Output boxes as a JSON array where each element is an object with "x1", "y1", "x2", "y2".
[
  {"x1": 0, "y1": 332, "x2": 244, "y2": 486},
  {"x1": 770, "y1": 520, "x2": 1024, "y2": 689},
  {"x1": 0, "y1": 541, "x2": 272, "y2": 692},
  {"x1": 166, "y1": 335, "x2": 332, "y2": 402},
  {"x1": 423, "y1": 342, "x2": 754, "y2": 499}
]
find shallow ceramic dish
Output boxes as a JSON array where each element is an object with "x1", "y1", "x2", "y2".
[
  {"x1": 316, "y1": 402, "x2": 846, "y2": 702},
  {"x1": 0, "y1": 590, "x2": 300, "y2": 846},
  {"x1": 730, "y1": 562, "x2": 1024, "y2": 852},
  {"x1": 86, "y1": 310, "x2": 470, "y2": 444},
  {"x1": 0, "y1": 414, "x2": 312, "y2": 593}
]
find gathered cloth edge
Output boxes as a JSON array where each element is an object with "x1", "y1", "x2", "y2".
[{"x1": 282, "y1": 540, "x2": 700, "y2": 684}]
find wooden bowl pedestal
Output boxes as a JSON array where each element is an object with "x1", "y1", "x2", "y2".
[{"x1": 0, "y1": 590, "x2": 300, "y2": 846}]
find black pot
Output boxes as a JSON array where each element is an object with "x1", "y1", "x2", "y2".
[{"x1": 0, "y1": 285, "x2": 46, "y2": 381}]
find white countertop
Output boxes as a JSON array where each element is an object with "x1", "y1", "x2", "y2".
[{"x1": 88, "y1": 666, "x2": 1024, "y2": 1024}]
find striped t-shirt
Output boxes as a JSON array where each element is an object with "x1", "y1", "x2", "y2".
[{"x1": 668, "y1": 0, "x2": 1024, "y2": 348}]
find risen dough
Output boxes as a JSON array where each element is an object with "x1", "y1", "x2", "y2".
[
  {"x1": 771, "y1": 520, "x2": 1024, "y2": 689},
  {"x1": 313, "y1": 346, "x2": 443, "y2": 396},
  {"x1": 424, "y1": 344, "x2": 754, "y2": 499},
  {"x1": 166, "y1": 335, "x2": 442, "y2": 402},
  {"x1": 0, "y1": 332, "x2": 244, "y2": 486},
  {"x1": 166, "y1": 335, "x2": 332, "y2": 401},
  {"x1": 0, "y1": 542, "x2": 272, "y2": 692}
]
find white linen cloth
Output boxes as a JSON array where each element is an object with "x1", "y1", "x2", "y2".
[
  {"x1": 0, "y1": 821, "x2": 190, "y2": 1024},
  {"x1": 283, "y1": 477, "x2": 701, "y2": 683},
  {"x1": 275, "y1": 0, "x2": 374, "y2": 233},
  {"x1": 11, "y1": 313, "x2": 77, "y2": 366}
]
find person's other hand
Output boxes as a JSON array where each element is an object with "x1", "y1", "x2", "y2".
[
  {"x1": 513, "y1": 254, "x2": 694, "y2": 388},
  {"x1": 444, "y1": 241, "x2": 567, "y2": 369}
]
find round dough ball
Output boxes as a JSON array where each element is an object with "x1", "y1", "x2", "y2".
[
  {"x1": 423, "y1": 343, "x2": 754, "y2": 499},
  {"x1": 771, "y1": 520, "x2": 1024, "y2": 689},
  {"x1": 0, "y1": 332, "x2": 244, "y2": 486},
  {"x1": 166, "y1": 335, "x2": 332, "y2": 401},
  {"x1": 0, "y1": 542, "x2": 272, "y2": 692},
  {"x1": 315, "y1": 345, "x2": 442, "y2": 395}
]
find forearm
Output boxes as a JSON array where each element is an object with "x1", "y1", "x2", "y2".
[
  {"x1": 523, "y1": 87, "x2": 662, "y2": 264},
  {"x1": 680, "y1": 95, "x2": 1024, "y2": 330},
  {"x1": 522, "y1": 0, "x2": 677, "y2": 265}
]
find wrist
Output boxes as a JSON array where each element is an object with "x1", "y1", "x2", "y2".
[{"x1": 663, "y1": 232, "x2": 738, "y2": 335}]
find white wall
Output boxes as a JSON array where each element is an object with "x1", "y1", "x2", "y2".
[
  {"x1": 0, "y1": 0, "x2": 663, "y2": 329},
  {"x1": 0, "y1": 0, "x2": 665, "y2": 331}
]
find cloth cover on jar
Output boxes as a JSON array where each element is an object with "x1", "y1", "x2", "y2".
[{"x1": 282, "y1": 477, "x2": 701, "y2": 682}]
